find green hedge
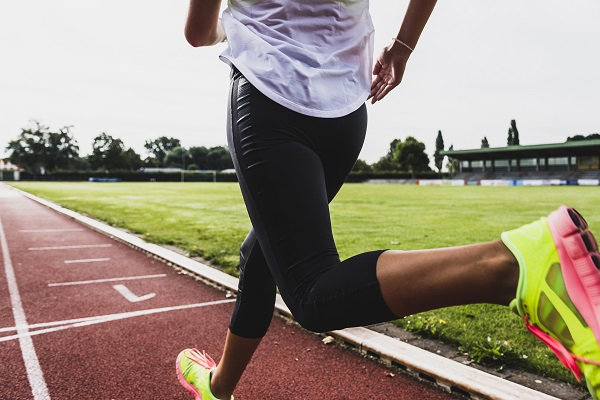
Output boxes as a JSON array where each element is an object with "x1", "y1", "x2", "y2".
[
  {"x1": 16, "y1": 170, "x2": 446, "y2": 183},
  {"x1": 18, "y1": 170, "x2": 238, "y2": 182},
  {"x1": 345, "y1": 171, "x2": 446, "y2": 182}
]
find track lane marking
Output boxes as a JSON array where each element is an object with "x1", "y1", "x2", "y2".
[
  {"x1": 0, "y1": 299, "x2": 236, "y2": 342},
  {"x1": 0, "y1": 216, "x2": 51, "y2": 399},
  {"x1": 64, "y1": 258, "x2": 110, "y2": 264},
  {"x1": 29, "y1": 244, "x2": 112, "y2": 251},
  {"x1": 48, "y1": 274, "x2": 167, "y2": 287},
  {"x1": 20, "y1": 229, "x2": 84, "y2": 233},
  {"x1": 113, "y1": 284, "x2": 156, "y2": 302}
]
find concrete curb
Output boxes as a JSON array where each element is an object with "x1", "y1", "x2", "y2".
[{"x1": 9, "y1": 184, "x2": 561, "y2": 400}]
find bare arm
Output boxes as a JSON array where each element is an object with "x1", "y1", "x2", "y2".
[
  {"x1": 369, "y1": 0, "x2": 437, "y2": 103},
  {"x1": 185, "y1": 0, "x2": 226, "y2": 47}
]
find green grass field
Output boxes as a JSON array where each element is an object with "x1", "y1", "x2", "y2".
[{"x1": 9, "y1": 181, "x2": 600, "y2": 384}]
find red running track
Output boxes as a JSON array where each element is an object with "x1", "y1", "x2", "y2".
[{"x1": 0, "y1": 186, "x2": 460, "y2": 400}]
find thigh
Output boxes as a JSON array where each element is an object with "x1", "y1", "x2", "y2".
[
  {"x1": 313, "y1": 104, "x2": 368, "y2": 202},
  {"x1": 227, "y1": 72, "x2": 341, "y2": 302}
]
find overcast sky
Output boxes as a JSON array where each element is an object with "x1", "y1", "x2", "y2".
[{"x1": 1, "y1": 1, "x2": 599, "y2": 164}]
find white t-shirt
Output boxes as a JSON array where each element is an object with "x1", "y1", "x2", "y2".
[{"x1": 220, "y1": 0, "x2": 374, "y2": 118}]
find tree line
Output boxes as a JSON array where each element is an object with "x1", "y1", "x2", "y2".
[
  {"x1": 4, "y1": 120, "x2": 233, "y2": 174},
  {"x1": 4, "y1": 120, "x2": 441, "y2": 177},
  {"x1": 7, "y1": 119, "x2": 594, "y2": 177}
]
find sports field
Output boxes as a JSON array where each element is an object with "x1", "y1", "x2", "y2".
[{"x1": 8, "y1": 181, "x2": 600, "y2": 384}]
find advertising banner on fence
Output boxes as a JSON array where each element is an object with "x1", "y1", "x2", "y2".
[
  {"x1": 480, "y1": 180, "x2": 512, "y2": 186},
  {"x1": 417, "y1": 180, "x2": 466, "y2": 186}
]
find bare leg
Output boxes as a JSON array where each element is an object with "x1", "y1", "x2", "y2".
[
  {"x1": 209, "y1": 240, "x2": 518, "y2": 399},
  {"x1": 377, "y1": 240, "x2": 519, "y2": 317},
  {"x1": 210, "y1": 330, "x2": 262, "y2": 400}
]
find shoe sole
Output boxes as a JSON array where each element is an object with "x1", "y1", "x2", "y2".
[
  {"x1": 548, "y1": 206, "x2": 600, "y2": 345},
  {"x1": 176, "y1": 350, "x2": 204, "y2": 400}
]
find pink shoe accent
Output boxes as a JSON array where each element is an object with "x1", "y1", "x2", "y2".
[
  {"x1": 525, "y1": 316, "x2": 600, "y2": 381},
  {"x1": 176, "y1": 348, "x2": 217, "y2": 400},
  {"x1": 525, "y1": 315, "x2": 583, "y2": 380},
  {"x1": 548, "y1": 206, "x2": 600, "y2": 345}
]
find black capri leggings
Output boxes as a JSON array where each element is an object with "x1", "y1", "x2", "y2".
[{"x1": 227, "y1": 69, "x2": 396, "y2": 338}]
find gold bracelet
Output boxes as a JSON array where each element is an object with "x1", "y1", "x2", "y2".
[{"x1": 392, "y1": 38, "x2": 414, "y2": 52}]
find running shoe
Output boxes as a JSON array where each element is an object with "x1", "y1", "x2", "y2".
[
  {"x1": 176, "y1": 348, "x2": 233, "y2": 400},
  {"x1": 502, "y1": 206, "x2": 600, "y2": 398}
]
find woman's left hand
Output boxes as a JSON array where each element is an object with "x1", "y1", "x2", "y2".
[{"x1": 369, "y1": 41, "x2": 411, "y2": 104}]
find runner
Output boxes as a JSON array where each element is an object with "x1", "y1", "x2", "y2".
[{"x1": 177, "y1": 1, "x2": 600, "y2": 399}]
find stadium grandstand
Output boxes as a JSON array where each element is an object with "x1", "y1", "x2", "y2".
[{"x1": 441, "y1": 139, "x2": 600, "y2": 185}]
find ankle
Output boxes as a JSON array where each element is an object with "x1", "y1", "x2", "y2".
[
  {"x1": 494, "y1": 240, "x2": 520, "y2": 304},
  {"x1": 210, "y1": 368, "x2": 233, "y2": 400}
]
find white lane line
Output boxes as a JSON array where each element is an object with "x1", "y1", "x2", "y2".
[
  {"x1": 0, "y1": 299, "x2": 236, "y2": 342},
  {"x1": 20, "y1": 229, "x2": 84, "y2": 233},
  {"x1": 64, "y1": 258, "x2": 110, "y2": 264},
  {"x1": 113, "y1": 284, "x2": 156, "y2": 302},
  {"x1": 0, "y1": 217, "x2": 51, "y2": 399},
  {"x1": 29, "y1": 244, "x2": 112, "y2": 251},
  {"x1": 48, "y1": 274, "x2": 167, "y2": 287}
]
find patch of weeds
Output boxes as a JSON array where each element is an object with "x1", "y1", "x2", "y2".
[
  {"x1": 460, "y1": 337, "x2": 519, "y2": 365},
  {"x1": 405, "y1": 315, "x2": 447, "y2": 337}
]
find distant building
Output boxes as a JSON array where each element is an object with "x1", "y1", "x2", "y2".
[
  {"x1": 0, "y1": 160, "x2": 21, "y2": 171},
  {"x1": 442, "y1": 139, "x2": 600, "y2": 178},
  {"x1": 0, "y1": 160, "x2": 22, "y2": 181}
]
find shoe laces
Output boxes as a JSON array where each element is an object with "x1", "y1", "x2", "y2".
[
  {"x1": 183, "y1": 348, "x2": 216, "y2": 377},
  {"x1": 525, "y1": 315, "x2": 600, "y2": 381}
]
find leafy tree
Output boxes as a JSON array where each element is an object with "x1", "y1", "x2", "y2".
[
  {"x1": 567, "y1": 134, "x2": 586, "y2": 142},
  {"x1": 142, "y1": 156, "x2": 159, "y2": 168},
  {"x1": 46, "y1": 125, "x2": 80, "y2": 171},
  {"x1": 481, "y1": 137, "x2": 490, "y2": 148},
  {"x1": 507, "y1": 128, "x2": 514, "y2": 146},
  {"x1": 371, "y1": 157, "x2": 398, "y2": 172},
  {"x1": 567, "y1": 133, "x2": 600, "y2": 142},
  {"x1": 88, "y1": 133, "x2": 141, "y2": 171},
  {"x1": 394, "y1": 136, "x2": 431, "y2": 178},
  {"x1": 6, "y1": 120, "x2": 79, "y2": 173},
  {"x1": 386, "y1": 139, "x2": 401, "y2": 161},
  {"x1": 165, "y1": 146, "x2": 192, "y2": 168},
  {"x1": 188, "y1": 146, "x2": 210, "y2": 169},
  {"x1": 511, "y1": 120, "x2": 520, "y2": 145},
  {"x1": 351, "y1": 159, "x2": 372, "y2": 173},
  {"x1": 88, "y1": 133, "x2": 124, "y2": 170},
  {"x1": 433, "y1": 130, "x2": 445, "y2": 174},
  {"x1": 72, "y1": 156, "x2": 90, "y2": 171},
  {"x1": 206, "y1": 146, "x2": 234, "y2": 170},
  {"x1": 144, "y1": 136, "x2": 181, "y2": 167},
  {"x1": 122, "y1": 148, "x2": 144, "y2": 171},
  {"x1": 371, "y1": 138, "x2": 404, "y2": 172}
]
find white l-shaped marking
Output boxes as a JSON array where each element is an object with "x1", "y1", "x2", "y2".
[{"x1": 113, "y1": 284, "x2": 156, "y2": 302}]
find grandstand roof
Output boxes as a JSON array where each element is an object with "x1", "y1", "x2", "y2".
[{"x1": 441, "y1": 139, "x2": 600, "y2": 161}]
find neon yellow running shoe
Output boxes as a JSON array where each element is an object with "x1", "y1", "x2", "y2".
[
  {"x1": 176, "y1": 348, "x2": 233, "y2": 400},
  {"x1": 502, "y1": 206, "x2": 600, "y2": 398}
]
